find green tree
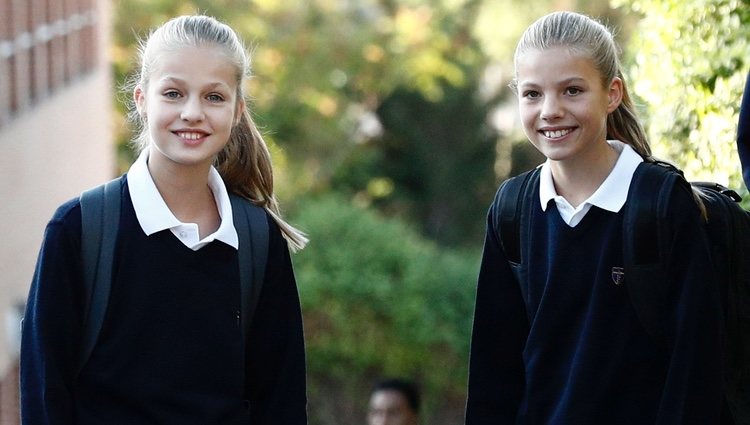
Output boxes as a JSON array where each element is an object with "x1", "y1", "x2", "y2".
[
  {"x1": 111, "y1": 1, "x2": 505, "y2": 245},
  {"x1": 108, "y1": 2, "x2": 645, "y2": 423},
  {"x1": 290, "y1": 194, "x2": 478, "y2": 425},
  {"x1": 324, "y1": 0, "x2": 621, "y2": 246},
  {"x1": 613, "y1": 0, "x2": 750, "y2": 190},
  {"x1": 341, "y1": 80, "x2": 498, "y2": 246}
]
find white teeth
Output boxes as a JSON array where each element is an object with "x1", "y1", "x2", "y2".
[
  {"x1": 543, "y1": 129, "x2": 572, "y2": 139},
  {"x1": 176, "y1": 132, "x2": 203, "y2": 140}
]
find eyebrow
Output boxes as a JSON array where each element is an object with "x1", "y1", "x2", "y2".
[
  {"x1": 157, "y1": 77, "x2": 232, "y2": 91},
  {"x1": 519, "y1": 77, "x2": 588, "y2": 88}
]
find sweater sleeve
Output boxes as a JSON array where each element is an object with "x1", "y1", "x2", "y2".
[
  {"x1": 465, "y1": 199, "x2": 529, "y2": 425},
  {"x1": 244, "y1": 216, "x2": 308, "y2": 424},
  {"x1": 655, "y1": 182, "x2": 724, "y2": 424},
  {"x1": 738, "y1": 71, "x2": 750, "y2": 190},
  {"x1": 20, "y1": 201, "x2": 83, "y2": 425}
]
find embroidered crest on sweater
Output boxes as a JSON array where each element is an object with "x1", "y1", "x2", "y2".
[{"x1": 611, "y1": 267, "x2": 625, "y2": 285}]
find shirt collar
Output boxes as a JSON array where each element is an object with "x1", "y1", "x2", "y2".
[
  {"x1": 127, "y1": 150, "x2": 239, "y2": 249},
  {"x1": 539, "y1": 140, "x2": 644, "y2": 213}
]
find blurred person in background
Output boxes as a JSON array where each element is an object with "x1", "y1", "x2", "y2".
[{"x1": 367, "y1": 378, "x2": 420, "y2": 425}]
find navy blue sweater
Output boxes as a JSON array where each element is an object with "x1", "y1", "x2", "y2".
[
  {"x1": 466, "y1": 177, "x2": 724, "y2": 424},
  {"x1": 739, "y1": 71, "x2": 750, "y2": 189},
  {"x1": 21, "y1": 178, "x2": 307, "y2": 424}
]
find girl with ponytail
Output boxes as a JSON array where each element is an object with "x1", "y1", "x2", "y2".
[
  {"x1": 21, "y1": 15, "x2": 307, "y2": 424},
  {"x1": 466, "y1": 11, "x2": 724, "y2": 424}
]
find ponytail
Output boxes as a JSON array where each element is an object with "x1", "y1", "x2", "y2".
[
  {"x1": 607, "y1": 71, "x2": 652, "y2": 160},
  {"x1": 129, "y1": 15, "x2": 308, "y2": 250},
  {"x1": 217, "y1": 109, "x2": 309, "y2": 251},
  {"x1": 515, "y1": 12, "x2": 654, "y2": 160},
  {"x1": 517, "y1": 11, "x2": 706, "y2": 218}
]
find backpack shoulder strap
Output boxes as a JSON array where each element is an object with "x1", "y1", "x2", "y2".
[
  {"x1": 623, "y1": 161, "x2": 681, "y2": 342},
  {"x1": 229, "y1": 195, "x2": 270, "y2": 339},
  {"x1": 496, "y1": 167, "x2": 541, "y2": 265},
  {"x1": 78, "y1": 177, "x2": 122, "y2": 374}
]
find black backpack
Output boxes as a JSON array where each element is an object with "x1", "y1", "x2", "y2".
[
  {"x1": 77, "y1": 176, "x2": 270, "y2": 378},
  {"x1": 496, "y1": 161, "x2": 750, "y2": 425}
]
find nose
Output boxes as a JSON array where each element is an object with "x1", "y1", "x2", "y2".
[
  {"x1": 181, "y1": 97, "x2": 204, "y2": 122},
  {"x1": 540, "y1": 95, "x2": 563, "y2": 120}
]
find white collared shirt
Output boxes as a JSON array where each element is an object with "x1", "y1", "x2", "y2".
[
  {"x1": 539, "y1": 140, "x2": 644, "y2": 227},
  {"x1": 127, "y1": 150, "x2": 239, "y2": 251}
]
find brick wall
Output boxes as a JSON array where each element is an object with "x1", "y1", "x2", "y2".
[
  {"x1": 0, "y1": 361, "x2": 18, "y2": 425},
  {"x1": 0, "y1": 1, "x2": 112, "y2": 423},
  {"x1": 0, "y1": 0, "x2": 100, "y2": 126}
]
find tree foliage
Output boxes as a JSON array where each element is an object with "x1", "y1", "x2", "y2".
[
  {"x1": 290, "y1": 195, "x2": 478, "y2": 424},
  {"x1": 109, "y1": 1, "x2": 750, "y2": 423},
  {"x1": 111, "y1": 0, "x2": 508, "y2": 245},
  {"x1": 112, "y1": 0, "x2": 489, "y2": 182},
  {"x1": 613, "y1": 0, "x2": 750, "y2": 189}
]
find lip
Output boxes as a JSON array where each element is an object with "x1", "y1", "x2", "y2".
[
  {"x1": 172, "y1": 129, "x2": 210, "y2": 145},
  {"x1": 538, "y1": 126, "x2": 576, "y2": 140}
]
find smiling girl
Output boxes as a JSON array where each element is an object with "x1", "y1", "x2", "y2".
[
  {"x1": 465, "y1": 11, "x2": 725, "y2": 424},
  {"x1": 21, "y1": 15, "x2": 308, "y2": 424}
]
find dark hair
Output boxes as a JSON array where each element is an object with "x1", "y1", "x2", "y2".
[{"x1": 371, "y1": 378, "x2": 421, "y2": 414}]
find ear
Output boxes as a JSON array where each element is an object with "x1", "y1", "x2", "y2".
[
  {"x1": 134, "y1": 85, "x2": 146, "y2": 116},
  {"x1": 234, "y1": 97, "x2": 246, "y2": 126},
  {"x1": 606, "y1": 77, "x2": 623, "y2": 113}
]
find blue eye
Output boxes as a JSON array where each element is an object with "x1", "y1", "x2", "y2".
[
  {"x1": 522, "y1": 90, "x2": 541, "y2": 99},
  {"x1": 163, "y1": 90, "x2": 181, "y2": 99},
  {"x1": 207, "y1": 94, "x2": 225, "y2": 102}
]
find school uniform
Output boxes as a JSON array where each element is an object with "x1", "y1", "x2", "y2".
[
  {"x1": 466, "y1": 141, "x2": 724, "y2": 424},
  {"x1": 21, "y1": 152, "x2": 307, "y2": 424},
  {"x1": 739, "y1": 72, "x2": 750, "y2": 189}
]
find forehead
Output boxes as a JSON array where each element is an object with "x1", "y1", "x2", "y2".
[
  {"x1": 516, "y1": 47, "x2": 600, "y2": 85},
  {"x1": 370, "y1": 390, "x2": 411, "y2": 411},
  {"x1": 149, "y1": 45, "x2": 238, "y2": 88}
]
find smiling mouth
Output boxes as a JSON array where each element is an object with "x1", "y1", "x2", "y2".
[
  {"x1": 174, "y1": 131, "x2": 207, "y2": 140},
  {"x1": 542, "y1": 128, "x2": 573, "y2": 139}
]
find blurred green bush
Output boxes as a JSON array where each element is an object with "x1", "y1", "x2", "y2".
[{"x1": 290, "y1": 194, "x2": 480, "y2": 424}]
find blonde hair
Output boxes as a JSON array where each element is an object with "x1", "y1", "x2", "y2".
[
  {"x1": 126, "y1": 15, "x2": 307, "y2": 250},
  {"x1": 511, "y1": 12, "x2": 711, "y2": 217},
  {"x1": 511, "y1": 11, "x2": 652, "y2": 160}
]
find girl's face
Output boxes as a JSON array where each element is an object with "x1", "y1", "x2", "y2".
[
  {"x1": 135, "y1": 44, "x2": 243, "y2": 172},
  {"x1": 516, "y1": 47, "x2": 622, "y2": 168}
]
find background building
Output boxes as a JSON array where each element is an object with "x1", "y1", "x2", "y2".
[{"x1": 0, "y1": 0, "x2": 113, "y2": 422}]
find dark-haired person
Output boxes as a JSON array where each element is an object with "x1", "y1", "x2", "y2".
[{"x1": 367, "y1": 378, "x2": 420, "y2": 425}]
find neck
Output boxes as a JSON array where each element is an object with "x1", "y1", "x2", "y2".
[
  {"x1": 146, "y1": 150, "x2": 221, "y2": 237},
  {"x1": 549, "y1": 141, "x2": 619, "y2": 208},
  {"x1": 148, "y1": 157, "x2": 211, "y2": 201}
]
